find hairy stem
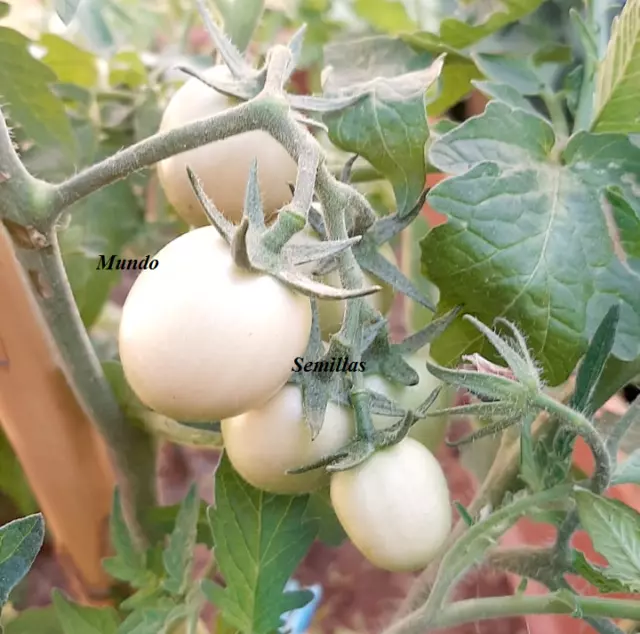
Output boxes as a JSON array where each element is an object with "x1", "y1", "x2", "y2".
[
  {"x1": 430, "y1": 593, "x2": 640, "y2": 630},
  {"x1": 34, "y1": 232, "x2": 157, "y2": 543},
  {"x1": 384, "y1": 484, "x2": 573, "y2": 634},
  {"x1": 535, "y1": 393, "x2": 611, "y2": 493}
]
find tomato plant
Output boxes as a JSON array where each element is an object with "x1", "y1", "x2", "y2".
[{"x1": 0, "y1": 1, "x2": 639, "y2": 634}]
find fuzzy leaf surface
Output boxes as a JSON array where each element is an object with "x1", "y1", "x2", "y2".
[
  {"x1": 422, "y1": 102, "x2": 640, "y2": 385},
  {"x1": 575, "y1": 490, "x2": 640, "y2": 591},
  {"x1": 204, "y1": 453, "x2": 317, "y2": 634},
  {"x1": 0, "y1": 515, "x2": 44, "y2": 606}
]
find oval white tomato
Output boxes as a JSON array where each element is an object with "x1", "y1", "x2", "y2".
[
  {"x1": 330, "y1": 437, "x2": 451, "y2": 571},
  {"x1": 157, "y1": 65, "x2": 298, "y2": 226},
  {"x1": 118, "y1": 226, "x2": 312, "y2": 422},
  {"x1": 364, "y1": 350, "x2": 452, "y2": 451},
  {"x1": 222, "y1": 384, "x2": 354, "y2": 494}
]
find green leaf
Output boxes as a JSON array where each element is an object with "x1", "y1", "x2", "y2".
[
  {"x1": 162, "y1": 485, "x2": 200, "y2": 596},
  {"x1": 146, "y1": 501, "x2": 213, "y2": 548},
  {"x1": 0, "y1": 431, "x2": 37, "y2": 517},
  {"x1": 592, "y1": 0, "x2": 640, "y2": 133},
  {"x1": 402, "y1": 0, "x2": 546, "y2": 52},
  {"x1": 323, "y1": 40, "x2": 442, "y2": 216},
  {"x1": 572, "y1": 550, "x2": 634, "y2": 593},
  {"x1": 473, "y1": 80, "x2": 539, "y2": 114},
  {"x1": 52, "y1": 590, "x2": 119, "y2": 634},
  {"x1": 612, "y1": 450, "x2": 640, "y2": 485},
  {"x1": 214, "y1": 0, "x2": 265, "y2": 53},
  {"x1": 75, "y1": 0, "x2": 115, "y2": 52},
  {"x1": 109, "y1": 51, "x2": 147, "y2": 89},
  {"x1": 0, "y1": 515, "x2": 45, "y2": 606},
  {"x1": 575, "y1": 489, "x2": 640, "y2": 591},
  {"x1": 519, "y1": 414, "x2": 544, "y2": 492},
  {"x1": 571, "y1": 304, "x2": 620, "y2": 415},
  {"x1": 353, "y1": 0, "x2": 416, "y2": 33},
  {"x1": 60, "y1": 169, "x2": 144, "y2": 328},
  {"x1": 427, "y1": 56, "x2": 482, "y2": 117},
  {"x1": 102, "y1": 489, "x2": 149, "y2": 587},
  {"x1": 305, "y1": 487, "x2": 346, "y2": 546},
  {"x1": 0, "y1": 27, "x2": 76, "y2": 161},
  {"x1": 472, "y1": 53, "x2": 545, "y2": 95},
  {"x1": 116, "y1": 603, "x2": 175, "y2": 634},
  {"x1": 40, "y1": 34, "x2": 98, "y2": 88},
  {"x1": 55, "y1": 0, "x2": 83, "y2": 24},
  {"x1": 4, "y1": 607, "x2": 63, "y2": 634},
  {"x1": 422, "y1": 101, "x2": 640, "y2": 385},
  {"x1": 204, "y1": 453, "x2": 317, "y2": 634}
]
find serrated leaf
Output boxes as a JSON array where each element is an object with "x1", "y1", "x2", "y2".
[
  {"x1": 55, "y1": 0, "x2": 83, "y2": 24},
  {"x1": 205, "y1": 453, "x2": 317, "y2": 634},
  {"x1": 575, "y1": 489, "x2": 640, "y2": 591},
  {"x1": 0, "y1": 515, "x2": 45, "y2": 606},
  {"x1": 612, "y1": 449, "x2": 640, "y2": 485},
  {"x1": 305, "y1": 488, "x2": 346, "y2": 547},
  {"x1": 323, "y1": 57, "x2": 443, "y2": 217},
  {"x1": 0, "y1": 27, "x2": 76, "y2": 161},
  {"x1": 102, "y1": 489, "x2": 148, "y2": 586},
  {"x1": 162, "y1": 485, "x2": 199, "y2": 596},
  {"x1": 423, "y1": 101, "x2": 640, "y2": 386},
  {"x1": 52, "y1": 590, "x2": 119, "y2": 634},
  {"x1": 402, "y1": 0, "x2": 546, "y2": 52},
  {"x1": 40, "y1": 34, "x2": 98, "y2": 88},
  {"x1": 593, "y1": 0, "x2": 640, "y2": 133},
  {"x1": 572, "y1": 550, "x2": 633, "y2": 593}
]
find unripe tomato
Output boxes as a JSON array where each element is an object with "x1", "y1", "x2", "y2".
[
  {"x1": 330, "y1": 438, "x2": 451, "y2": 571},
  {"x1": 222, "y1": 384, "x2": 354, "y2": 494},
  {"x1": 292, "y1": 229, "x2": 396, "y2": 337},
  {"x1": 157, "y1": 65, "x2": 298, "y2": 226},
  {"x1": 364, "y1": 350, "x2": 452, "y2": 451},
  {"x1": 119, "y1": 226, "x2": 312, "y2": 422}
]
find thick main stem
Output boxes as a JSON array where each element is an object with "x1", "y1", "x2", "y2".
[{"x1": 32, "y1": 232, "x2": 157, "y2": 544}]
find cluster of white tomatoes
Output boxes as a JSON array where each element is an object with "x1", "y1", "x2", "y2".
[{"x1": 117, "y1": 65, "x2": 452, "y2": 572}]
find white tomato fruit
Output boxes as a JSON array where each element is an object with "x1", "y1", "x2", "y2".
[
  {"x1": 157, "y1": 65, "x2": 298, "y2": 226},
  {"x1": 222, "y1": 384, "x2": 354, "y2": 494},
  {"x1": 118, "y1": 226, "x2": 312, "y2": 422},
  {"x1": 330, "y1": 438, "x2": 451, "y2": 571},
  {"x1": 364, "y1": 350, "x2": 452, "y2": 451}
]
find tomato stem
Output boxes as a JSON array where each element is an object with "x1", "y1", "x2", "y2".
[{"x1": 430, "y1": 593, "x2": 640, "y2": 631}]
